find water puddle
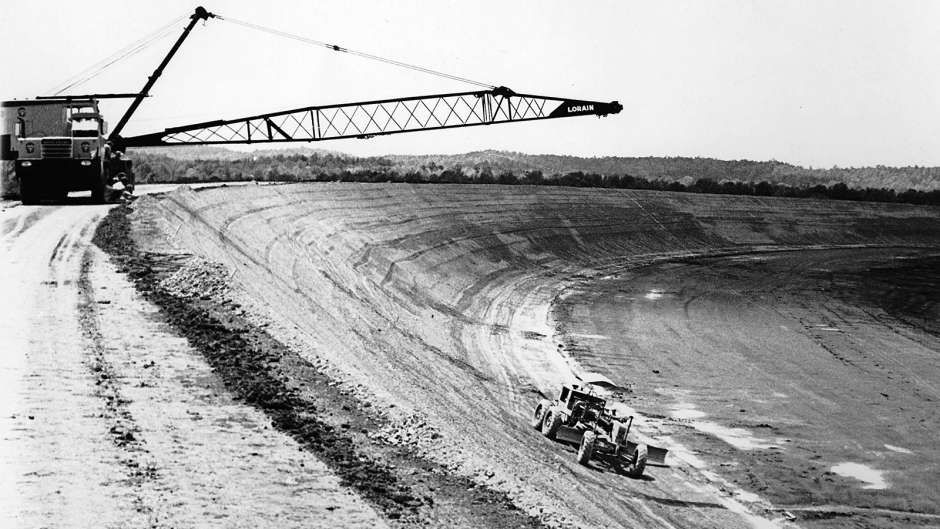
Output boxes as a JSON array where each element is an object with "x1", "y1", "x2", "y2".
[
  {"x1": 830, "y1": 462, "x2": 887, "y2": 489},
  {"x1": 810, "y1": 323, "x2": 842, "y2": 332},
  {"x1": 671, "y1": 408, "x2": 706, "y2": 420},
  {"x1": 670, "y1": 404, "x2": 778, "y2": 450},
  {"x1": 884, "y1": 444, "x2": 913, "y2": 454},
  {"x1": 692, "y1": 421, "x2": 778, "y2": 450},
  {"x1": 644, "y1": 289, "x2": 664, "y2": 300},
  {"x1": 568, "y1": 333, "x2": 609, "y2": 340},
  {"x1": 734, "y1": 489, "x2": 762, "y2": 503}
]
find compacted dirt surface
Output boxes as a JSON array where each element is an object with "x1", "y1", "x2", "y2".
[
  {"x1": 555, "y1": 248, "x2": 940, "y2": 528},
  {"x1": 3, "y1": 182, "x2": 939, "y2": 528},
  {"x1": 113, "y1": 183, "x2": 939, "y2": 529}
]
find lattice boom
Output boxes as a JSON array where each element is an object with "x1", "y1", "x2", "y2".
[{"x1": 122, "y1": 89, "x2": 622, "y2": 146}]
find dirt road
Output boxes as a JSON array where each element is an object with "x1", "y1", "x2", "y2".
[
  {"x1": 0, "y1": 193, "x2": 386, "y2": 528},
  {"x1": 130, "y1": 183, "x2": 940, "y2": 528}
]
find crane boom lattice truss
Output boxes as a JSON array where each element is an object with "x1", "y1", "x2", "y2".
[{"x1": 122, "y1": 88, "x2": 621, "y2": 147}]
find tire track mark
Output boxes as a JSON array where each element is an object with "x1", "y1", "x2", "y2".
[{"x1": 77, "y1": 249, "x2": 162, "y2": 522}]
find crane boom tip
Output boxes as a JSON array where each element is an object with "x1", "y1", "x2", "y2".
[{"x1": 193, "y1": 6, "x2": 216, "y2": 20}]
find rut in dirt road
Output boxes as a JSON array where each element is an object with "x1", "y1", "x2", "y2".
[
  {"x1": 0, "y1": 204, "x2": 157, "y2": 527},
  {"x1": 77, "y1": 249, "x2": 162, "y2": 519},
  {"x1": 1, "y1": 199, "x2": 389, "y2": 529}
]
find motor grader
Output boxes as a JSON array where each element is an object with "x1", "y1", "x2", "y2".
[{"x1": 532, "y1": 384, "x2": 667, "y2": 477}]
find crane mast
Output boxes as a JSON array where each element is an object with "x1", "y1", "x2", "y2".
[{"x1": 110, "y1": 7, "x2": 216, "y2": 143}]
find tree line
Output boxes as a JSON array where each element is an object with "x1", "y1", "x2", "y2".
[{"x1": 129, "y1": 151, "x2": 940, "y2": 206}]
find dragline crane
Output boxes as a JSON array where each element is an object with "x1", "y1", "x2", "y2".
[{"x1": 1, "y1": 6, "x2": 622, "y2": 204}]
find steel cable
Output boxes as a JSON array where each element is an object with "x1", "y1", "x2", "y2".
[
  {"x1": 217, "y1": 15, "x2": 496, "y2": 90},
  {"x1": 47, "y1": 13, "x2": 190, "y2": 95}
]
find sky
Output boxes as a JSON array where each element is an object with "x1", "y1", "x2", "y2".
[{"x1": 1, "y1": 0, "x2": 938, "y2": 167}]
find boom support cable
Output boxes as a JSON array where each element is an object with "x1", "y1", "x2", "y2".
[
  {"x1": 47, "y1": 12, "x2": 190, "y2": 96},
  {"x1": 47, "y1": 8, "x2": 496, "y2": 98},
  {"x1": 217, "y1": 15, "x2": 497, "y2": 89}
]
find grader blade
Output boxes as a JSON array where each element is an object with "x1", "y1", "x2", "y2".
[{"x1": 626, "y1": 441, "x2": 669, "y2": 465}]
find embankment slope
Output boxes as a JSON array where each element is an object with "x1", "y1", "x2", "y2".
[{"x1": 132, "y1": 183, "x2": 940, "y2": 528}]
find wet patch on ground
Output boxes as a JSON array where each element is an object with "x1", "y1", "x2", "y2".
[
  {"x1": 93, "y1": 204, "x2": 546, "y2": 529},
  {"x1": 830, "y1": 462, "x2": 887, "y2": 490}
]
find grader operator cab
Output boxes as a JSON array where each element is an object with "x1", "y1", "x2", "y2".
[{"x1": 532, "y1": 383, "x2": 668, "y2": 477}]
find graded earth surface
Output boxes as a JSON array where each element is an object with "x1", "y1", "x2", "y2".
[{"x1": 2, "y1": 182, "x2": 939, "y2": 529}]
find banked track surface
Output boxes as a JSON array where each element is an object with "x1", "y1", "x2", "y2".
[{"x1": 133, "y1": 183, "x2": 940, "y2": 529}]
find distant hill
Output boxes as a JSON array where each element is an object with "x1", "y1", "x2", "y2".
[
  {"x1": 127, "y1": 146, "x2": 940, "y2": 192},
  {"x1": 132, "y1": 145, "x2": 349, "y2": 161},
  {"x1": 383, "y1": 150, "x2": 940, "y2": 192}
]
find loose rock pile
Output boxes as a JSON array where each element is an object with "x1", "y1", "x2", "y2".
[
  {"x1": 159, "y1": 257, "x2": 234, "y2": 299},
  {"x1": 369, "y1": 413, "x2": 443, "y2": 450}
]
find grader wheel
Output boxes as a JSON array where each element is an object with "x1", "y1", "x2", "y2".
[
  {"x1": 530, "y1": 400, "x2": 550, "y2": 430},
  {"x1": 577, "y1": 431, "x2": 596, "y2": 465},
  {"x1": 541, "y1": 409, "x2": 562, "y2": 440},
  {"x1": 627, "y1": 443, "x2": 648, "y2": 477}
]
